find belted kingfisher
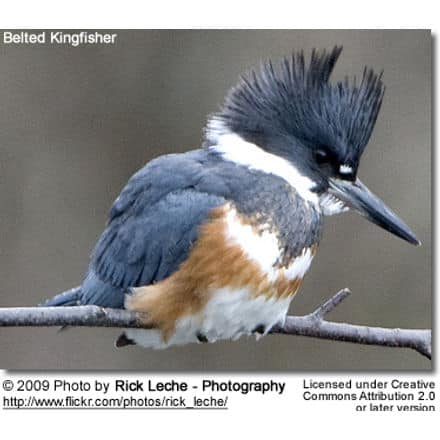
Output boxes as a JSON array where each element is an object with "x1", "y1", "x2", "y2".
[{"x1": 42, "y1": 47, "x2": 420, "y2": 349}]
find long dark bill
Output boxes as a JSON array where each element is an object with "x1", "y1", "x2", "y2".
[{"x1": 328, "y1": 178, "x2": 420, "y2": 246}]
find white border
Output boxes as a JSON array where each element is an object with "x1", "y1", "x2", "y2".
[
  {"x1": 0, "y1": 1, "x2": 436, "y2": 29},
  {"x1": 0, "y1": 2, "x2": 437, "y2": 437}
]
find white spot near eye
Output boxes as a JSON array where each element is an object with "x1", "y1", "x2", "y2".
[{"x1": 339, "y1": 164, "x2": 353, "y2": 175}]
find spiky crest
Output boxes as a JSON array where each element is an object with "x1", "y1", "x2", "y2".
[{"x1": 208, "y1": 47, "x2": 385, "y2": 167}]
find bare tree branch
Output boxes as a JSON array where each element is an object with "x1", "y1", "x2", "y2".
[
  {"x1": 0, "y1": 289, "x2": 431, "y2": 359},
  {"x1": 270, "y1": 289, "x2": 431, "y2": 360}
]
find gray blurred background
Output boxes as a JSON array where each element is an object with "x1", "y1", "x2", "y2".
[{"x1": 0, "y1": 30, "x2": 431, "y2": 370}]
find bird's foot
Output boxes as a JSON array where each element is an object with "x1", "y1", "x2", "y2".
[
  {"x1": 252, "y1": 324, "x2": 267, "y2": 341},
  {"x1": 196, "y1": 331, "x2": 209, "y2": 343}
]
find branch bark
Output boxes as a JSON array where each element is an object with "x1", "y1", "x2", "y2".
[
  {"x1": 0, "y1": 289, "x2": 431, "y2": 359},
  {"x1": 270, "y1": 289, "x2": 431, "y2": 360}
]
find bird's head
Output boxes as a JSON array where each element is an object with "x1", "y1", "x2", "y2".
[{"x1": 204, "y1": 46, "x2": 420, "y2": 245}]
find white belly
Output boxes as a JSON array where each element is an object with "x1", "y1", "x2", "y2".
[
  {"x1": 124, "y1": 206, "x2": 315, "y2": 349},
  {"x1": 125, "y1": 287, "x2": 292, "y2": 349}
]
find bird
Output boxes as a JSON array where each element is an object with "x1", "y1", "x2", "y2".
[{"x1": 41, "y1": 46, "x2": 420, "y2": 349}]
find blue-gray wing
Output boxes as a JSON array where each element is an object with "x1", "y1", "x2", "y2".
[{"x1": 79, "y1": 150, "x2": 228, "y2": 307}]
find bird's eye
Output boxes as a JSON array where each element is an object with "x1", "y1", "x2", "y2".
[{"x1": 315, "y1": 150, "x2": 330, "y2": 165}]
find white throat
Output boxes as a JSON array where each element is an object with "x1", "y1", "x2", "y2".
[
  {"x1": 318, "y1": 192, "x2": 349, "y2": 216},
  {"x1": 206, "y1": 119, "x2": 318, "y2": 205}
]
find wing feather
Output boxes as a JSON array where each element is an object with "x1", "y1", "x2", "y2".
[{"x1": 79, "y1": 151, "x2": 227, "y2": 307}]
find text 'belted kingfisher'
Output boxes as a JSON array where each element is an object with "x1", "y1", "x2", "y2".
[{"x1": 42, "y1": 47, "x2": 420, "y2": 348}]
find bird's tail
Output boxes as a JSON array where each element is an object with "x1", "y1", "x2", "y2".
[{"x1": 39, "y1": 286, "x2": 82, "y2": 307}]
